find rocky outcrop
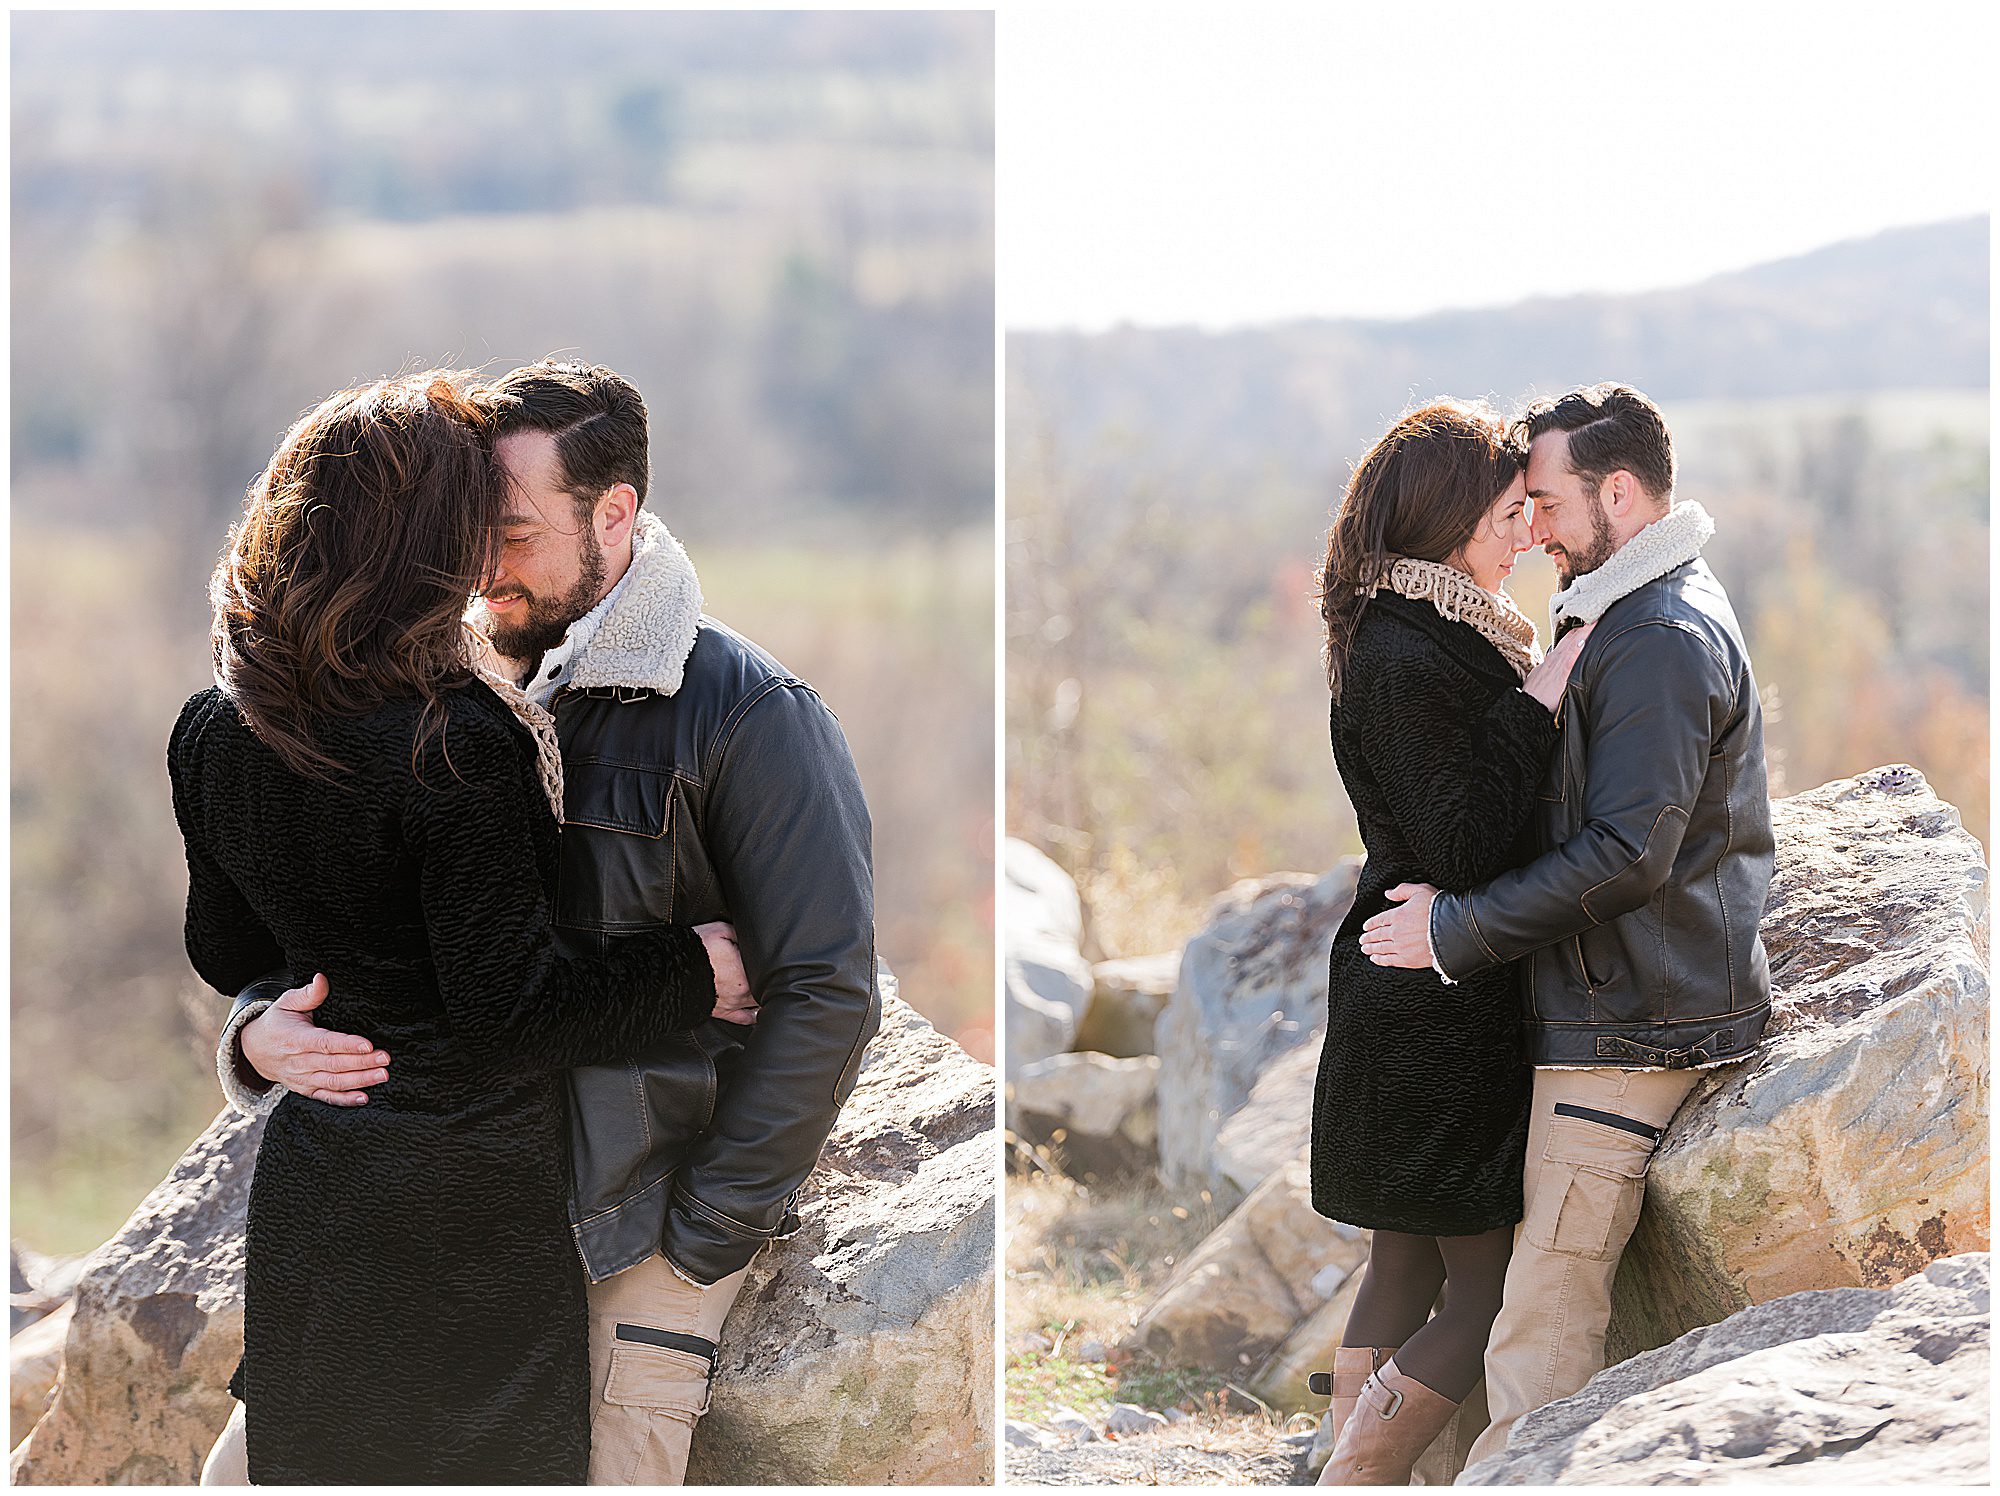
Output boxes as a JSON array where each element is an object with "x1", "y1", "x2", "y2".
[
  {"x1": 1154, "y1": 862, "x2": 1359, "y2": 1198},
  {"x1": 1004, "y1": 839, "x2": 1096, "y2": 1071},
  {"x1": 1008, "y1": 1052, "x2": 1160, "y2": 1182},
  {"x1": 1608, "y1": 765, "x2": 1989, "y2": 1359},
  {"x1": 1462, "y1": 1252, "x2": 1989, "y2": 1485},
  {"x1": 10, "y1": 1107, "x2": 264, "y2": 1484},
  {"x1": 8, "y1": 1246, "x2": 83, "y2": 1445},
  {"x1": 1074, "y1": 953, "x2": 1179, "y2": 1058},
  {"x1": 10, "y1": 1246, "x2": 84, "y2": 1338},
  {"x1": 1211, "y1": 1044, "x2": 1318, "y2": 1202},
  {"x1": 689, "y1": 975, "x2": 996, "y2": 1483},
  {"x1": 1116, "y1": 768, "x2": 1986, "y2": 1488},
  {"x1": 1123, "y1": 1154, "x2": 1367, "y2": 1373},
  {"x1": 13, "y1": 965, "x2": 995, "y2": 1486},
  {"x1": 9, "y1": 1303, "x2": 72, "y2": 1451}
]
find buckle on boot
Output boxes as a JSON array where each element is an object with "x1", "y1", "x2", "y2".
[
  {"x1": 1308, "y1": 1371, "x2": 1332, "y2": 1397},
  {"x1": 1359, "y1": 1374, "x2": 1405, "y2": 1420}
]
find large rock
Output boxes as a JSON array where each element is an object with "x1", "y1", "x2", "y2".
[
  {"x1": 1462, "y1": 1252, "x2": 1989, "y2": 1485},
  {"x1": 10, "y1": 1106, "x2": 264, "y2": 1483},
  {"x1": 1123, "y1": 1153, "x2": 1367, "y2": 1374},
  {"x1": 1250, "y1": 1255, "x2": 1364, "y2": 1412},
  {"x1": 10, "y1": 1302, "x2": 73, "y2": 1451},
  {"x1": 1073, "y1": 952, "x2": 1180, "y2": 1058},
  {"x1": 1608, "y1": 765, "x2": 1989, "y2": 1360},
  {"x1": 13, "y1": 966, "x2": 995, "y2": 1486},
  {"x1": 1004, "y1": 839, "x2": 1096, "y2": 1071},
  {"x1": 689, "y1": 973, "x2": 995, "y2": 1483},
  {"x1": 10, "y1": 1246, "x2": 85, "y2": 1338},
  {"x1": 1007, "y1": 1052, "x2": 1160, "y2": 1183},
  {"x1": 1211, "y1": 1043, "x2": 1319, "y2": 1203},
  {"x1": 1155, "y1": 862, "x2": 1359, "y2": 1197}
]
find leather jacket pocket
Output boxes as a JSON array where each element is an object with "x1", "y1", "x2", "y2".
[
  {"x1": 637, "y1": 1033, "x2": 719, "y2": 1165},
  {"x1": 557, "y1": 762, "x2": 674, "y2": 930},
  {"x1": 1525, "y1": 1115, "x2": 1653, "y2": 1261},
  {"x1": 1576, "y1": 924, "x2": 1620, "y2": 991},
  {"x1": 565, "y1": 759, "x2": 672, "y2": 838}
]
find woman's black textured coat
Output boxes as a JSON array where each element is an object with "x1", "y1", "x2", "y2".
[
  {"x1": 168, "y1": 681, "x2": 716, "y2": 1484},
  {"x1": 1311, "y1": 593, "x2": 1559, "y2": 1235}
]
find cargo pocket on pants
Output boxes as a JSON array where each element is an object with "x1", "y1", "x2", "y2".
[
  {"x1": 1524, "y1": 1116, "x2": 1654, "y2": 1261},
  {"x1": 594, "y1": 1328, "x2": 716, "y2": 1484}
]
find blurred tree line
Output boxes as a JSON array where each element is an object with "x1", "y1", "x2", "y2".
[
  {"x1": 11, "y1": 11, "x2": 993, "y2": 1254},
  {"x1": 1008, "y1": 384, "x2": 1988, "y2": 961}
]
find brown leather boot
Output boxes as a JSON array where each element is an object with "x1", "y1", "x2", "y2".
[
  {"x1": 1311, "y1": 1345, "x2": 1397, "y2": 1486},
  {"x1": 1315, "y1": 1354, "x2": 1460, "y2": 1486}
]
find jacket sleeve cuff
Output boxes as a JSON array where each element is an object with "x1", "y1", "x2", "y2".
[
  {"x1": 217, "y1": 999, "x2": 284, "y2": 1117},
  {"x1": 1429, "y1": 891, "x2": 1497, "y2": 982},
  {"x1": 658, "y1": 1189, "x2": 788, "y2": 1287},
  {"x1": 1428, "y1": 899, "x2": 1458, "y2": 986}
]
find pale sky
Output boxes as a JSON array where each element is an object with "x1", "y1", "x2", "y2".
[{"x1": 999, "y1": 2, "x2": 1995, "y2": 329}]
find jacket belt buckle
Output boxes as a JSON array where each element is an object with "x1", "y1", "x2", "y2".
[{"x1": 1662, "y1": 1035, "x2": 1721, "y2": 1069}]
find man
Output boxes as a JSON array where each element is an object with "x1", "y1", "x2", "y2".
[
  {"x1": 1354, "y1": 383, "x2": 1774, "y2": 1472},
  {"x1": 202, "y1": 360, "x2": 880, "y2": 1484}
]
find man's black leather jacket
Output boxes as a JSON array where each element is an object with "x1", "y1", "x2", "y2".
[
  {"x1": 227, "y1": 518, "x2": 879, "y2": 1287},
  {"x1": 1430, "y1": 558, "x2": 1774, "y2": 1068}
]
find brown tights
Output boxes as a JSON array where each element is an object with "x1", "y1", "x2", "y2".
[{"x1": 1339, "y1": 1225, "x2": 1513, "y2": 1402}]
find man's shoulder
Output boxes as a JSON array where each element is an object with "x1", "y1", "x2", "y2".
[
  {"x1": 1590, "y1": 561, "x2": 1747, "y2": 685},
  {"x1": 683, "y1": 615, "x2": 809, "y2": 700},
  {"x1": 1600, "y1": 557, "x2": 1732, "y2": 622}
]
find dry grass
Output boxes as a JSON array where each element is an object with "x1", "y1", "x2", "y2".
[{"x1": 1007, "y1": 1170, "x2": 1292, "y2": 1441}]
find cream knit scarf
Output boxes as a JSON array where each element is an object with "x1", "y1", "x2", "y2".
[
  {"x1": 465, "y1": 626, "x2": 565, "y2": 823},
  {"x1": 1368, "y1": 558, "x2": 1543, "y2": 681},
  {"x1": 1549, "y1": 500, "x2": 1716, "y2": 631}
]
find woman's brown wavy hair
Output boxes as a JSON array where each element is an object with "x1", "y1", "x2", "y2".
[
  {"x1": 210, "y1": 369, "x2": 503, "y2": 778},
  {"x1": 1317, "y1": 398, "x2": 1525, "y2": 700}
]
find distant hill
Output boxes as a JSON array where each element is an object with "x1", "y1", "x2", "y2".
[{"x1": 1008, "y1": 217, "x2": 1988, "y2": 486}]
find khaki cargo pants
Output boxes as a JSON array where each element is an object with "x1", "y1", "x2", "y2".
[
  {"x1": 199, "y1": 1254, "x2": 751, "y2": 1485},
  {"x1": 1461, "y1": 1065, "x2": 1703, "y2": 1472}
]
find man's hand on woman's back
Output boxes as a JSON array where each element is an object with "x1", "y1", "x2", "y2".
[{"x1": 241, "y1": 920, "x2": 758, "y2": 1106}]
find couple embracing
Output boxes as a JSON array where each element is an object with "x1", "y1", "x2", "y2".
[
  {"x1": 1307, "y1": 384, "x2": 1775, "y2": 1483},
  {"x1": 171, "y1": 360, "x2": 878, "y2": 1483}
]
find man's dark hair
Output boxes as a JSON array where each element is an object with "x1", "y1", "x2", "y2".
[
  {"x1": 1518, "y1": 383, "x2": 1674, "y2": 504},
  {"x1": 483, "y1": 359, "x2": 650, "y2": 517}
]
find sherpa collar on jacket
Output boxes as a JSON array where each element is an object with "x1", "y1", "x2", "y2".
[
  {"x1": 1549, "y1": 499, "x2": 1716, "y2": 631},
  {"x1": 465, "y1": 510, "x2": 705, "y2": 698}
]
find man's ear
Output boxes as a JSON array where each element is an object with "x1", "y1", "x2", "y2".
[
  {"x1": 1604, "y1": 470, "x2": 1641, "y2": 519},
  {"x1": 595, "y1": 483, "x2": 640, "y2": 549}
]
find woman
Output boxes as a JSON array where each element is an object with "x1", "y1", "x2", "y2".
[
  {"x1": 168, "y1": 371, "x2": 751, "y2": 1483},
  {"x1": 1308, "y1": 400, "x2": 1591, "y2": 1484}
]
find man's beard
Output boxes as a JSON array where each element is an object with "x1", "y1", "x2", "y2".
[
  {"x1": 485, "y1": 537, "x2": 607, "y2": 661},
  {"x1": 1551, "y1": 490, "x2": 1618, "y2": 586}
]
